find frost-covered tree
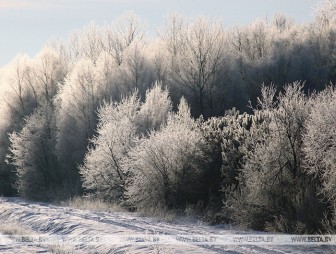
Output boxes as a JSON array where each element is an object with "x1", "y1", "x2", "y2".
[
  {"x1": 120, "y1": 41, "x2": 154, "y2": 95},
  {"x1": 0, "y1": 49, "x2": 66, "y2": 196},
  {"x1": 67, "y1": 12, "x2": 144, "y2": 65},
  {"x1": 138, "y1": 82, "x2": 172, "y2": 133},
  {"x1": 198, "y1": 109, "x2": 264, "y2": 223},
  {"x1": 80, "y1": 93, "x2": 140, "y2": 201},
  {"x1": 0, "y1": 55, "x2": 37, "y2": 120},
  {"x1": 146, "y1": 39, "x2": 169, "y2": 84},
  {"x1": 228, "y1": 19, "x2": 274, "y2": 104},
  {"x1": 55, "y1": 59, "x2": 100, "y2": 190},
  {"x1": 315, "y1": 0, "x2": 336, "y2": 28},
  {"x1": 55, "y1": 14, "x2": 151, "y2": 192},
  {"x1": 202, "y1": 110, "x2": 255, "y2": 193},
  {"x1": 303, "y1": 86, "x2": 336, "y2": 228},
  {"x1": 126, "y1": 98, "x2": 207, "y2": 209},
  {"x1": 160, "y1": 13, "x2": 186, "y2": 57},
  {"x1": 102, "y1": 12, "x2": 145, "y2": 65},
  {"x1": 163, "y1": 16, "x2": 227, "y2": 116},
  {"x1": 229, "y1": 83, "x2": 326, "y2": 232},
  {"x1": 7, "y1": 102, "x2": 60, "y2": 200},
  {"x1": 80, "y1": 83, "x2": 172, "y2": 201},
  {"x1": 272, "y1": 14, "x2": 294, "y2": 33},
  {"x1": 94, "y1": 53, "x2": 121, "y2": 100},
  {"x1": 32, "y1": 47, "x2": 66, "y2": 103},
  {"x1": 69, "y1": 22, "x2": 103, "y2": 64}
]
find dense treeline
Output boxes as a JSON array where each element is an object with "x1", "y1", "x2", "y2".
[{"x1": 1, "y1": 1, "x2": 336, "y2": 233}]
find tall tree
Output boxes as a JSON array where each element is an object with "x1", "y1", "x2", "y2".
[
  {"x1": 7, "y1": 102, "x2": 60, "y2": 200},
  {"x1": 163, "y1": 16, "x2": 227, "y2": 116}
]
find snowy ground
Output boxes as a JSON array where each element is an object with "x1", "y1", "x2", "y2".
[{"x1": 0, "y1": 197, "x2": 334, "y2": 254}]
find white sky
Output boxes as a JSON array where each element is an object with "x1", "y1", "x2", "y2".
[{"x1": 0, "y1": 0, "x2": 320, "y2": 67}]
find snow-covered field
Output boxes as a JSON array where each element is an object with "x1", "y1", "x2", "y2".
[{"x1": 0, "y1": 197, "x2": 334, "y2": 253}]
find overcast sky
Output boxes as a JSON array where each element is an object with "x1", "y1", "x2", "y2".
[{"x1": 0, "y1": 0, "x2": 320, "y2": 67}]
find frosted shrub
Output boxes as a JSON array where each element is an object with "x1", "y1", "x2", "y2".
[
  {"x1": 198, "y1": 109, "x2": 256, "y2": 223},
  {"x1": 229, "y1": 83, "x2": 327, "y2": 232},
  {"x1": 80, "y1": 93, "x2": 140, "y2": 202},
  {"x1": 80, "y1": 84, "x2": 172, "y2": 202},
  {"x1": 138, "y1": 82, "x2": 172, "y2": 133},
  {"x1": 125, "y1": 98, "x2": 207, "y2": 210}
]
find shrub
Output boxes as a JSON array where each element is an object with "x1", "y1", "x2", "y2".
[{"x1": 125, "y1": 98, "x2": 208, "y2": 210}]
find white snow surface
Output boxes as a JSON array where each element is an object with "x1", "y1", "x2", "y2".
[{"x1": 0, "y1": 197, "x2": 334, "y2": 253}]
